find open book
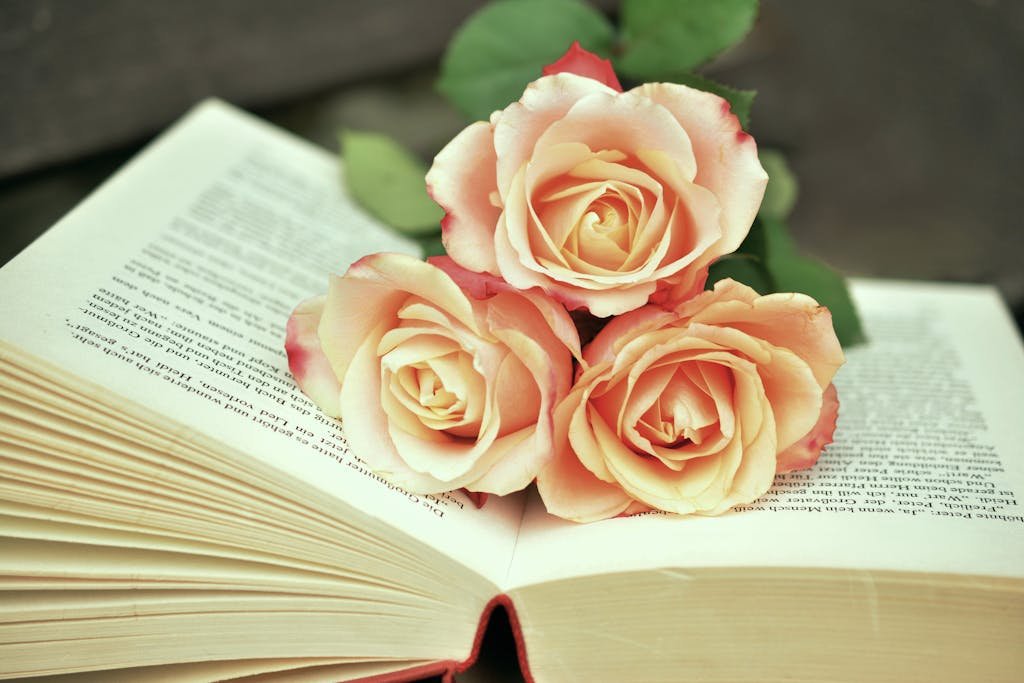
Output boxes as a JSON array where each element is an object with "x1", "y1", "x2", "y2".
[{"x1": 2, "y1": 100, "x2": 1022, "y2": 682}]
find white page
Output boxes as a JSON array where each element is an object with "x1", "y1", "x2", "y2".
[
  {"x1": 507, "y1": 280, "x2": 1024, "y2": 588},
  {"x1": 0, "y1": 100, "x2": 523, "y2": 586}
]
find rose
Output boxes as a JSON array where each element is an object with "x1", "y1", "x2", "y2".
[
  {"x1": 285, "y1": 253, "x2": 580, "y2": 495},
  {"x1": 536, "y1": 279, "x2": 844, "y2": 522},
  {"x1": 426, "y1": 43, "x2": 768, "y2": 318}
]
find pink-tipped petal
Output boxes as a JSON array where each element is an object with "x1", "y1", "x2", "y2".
[
  {"x1": 285, "y1": 295, "x2": 342, "y2": 417},
  {"x1": 426, "y1": 121, "x2": 502, "y2": 275},
  {"x1": 533, "y1": 89, "x2": 698, "y2": 182},
  {"x1": 431, "y1": 254, "x2": 584, "y2": 364},
  {"x1": 429, "y1": 255, "x2": 510, "y2": 299},
  {"x1": 631, "y1": 83, "x2": 768, "y2": 255},
  {"x1": 776, "y1": 382, "x2": 840, "y2": 473},
  {"x1": 348, "y1": 253, "x2": 480, "y2": 332},
  {"x1": 493, "y1": 73, "x2": 618, "y2": 198},
  {"x1": 461, "y1": 489, "x2": 488, "y2": 508},
  {"x1": 542, "y1": 41, "x2": 623, "y2": 91},
  {"x1": 681, "y1": 279, "x2": 845, "y2": 389}
]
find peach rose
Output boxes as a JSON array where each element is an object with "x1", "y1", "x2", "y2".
[
  {"x1": 285, "y1": 253, "x2": 580, "y2": 495},
  {"x1": 426, "y1": 45, "x2": 768, "y2": 318},
  {"x1": 537, "y1": 279, "x2": 844, "y2": 522}
]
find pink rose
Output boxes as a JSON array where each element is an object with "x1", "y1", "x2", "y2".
[
  {"x1": 426, "y1": 44, "x2": 768, "y2": 318},
  {"x1": 537, "y1": 279, "x2": 844, "y2": 522},
  {"x1": 286, "y1": 253, "x2": 580, "y2": 495}
]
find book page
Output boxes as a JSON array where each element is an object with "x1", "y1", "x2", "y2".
[
  {"x1": 507, "y1": 280, "x2": 1024, "y2": 588},
  {"x1": 0, "y1": 100, "x2": 523, "y2": 586}
]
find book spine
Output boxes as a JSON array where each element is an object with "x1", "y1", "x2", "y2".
[{"x1": 349, "y1": 594, "x2": 536, "y2": 683}]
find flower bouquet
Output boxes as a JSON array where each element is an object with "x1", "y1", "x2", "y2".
[{"x1": 287, "y1": 0, "x2": 860, "y2": 522}]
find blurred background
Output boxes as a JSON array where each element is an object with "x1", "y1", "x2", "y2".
[
  {"x1": 0, "y1": 1, "x2": 1020, "y2": 680},
  {"x1": 2, "y1": 0, "x2": 1022, "y2": 330}
]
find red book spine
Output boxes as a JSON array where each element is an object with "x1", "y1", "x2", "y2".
[{"x1": 349, "y1": 594, "x2": 535, "y2": 683}]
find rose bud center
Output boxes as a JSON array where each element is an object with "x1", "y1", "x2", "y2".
[
  {"x1": 596, "y1": 359, "x2": 734, "y2": 464},
  {"x1": 378, "y1": 322, "x2": 486, "y2": 440},
  {"x1": 534, "y1": 148, "x2": 667, "y2": 276}
]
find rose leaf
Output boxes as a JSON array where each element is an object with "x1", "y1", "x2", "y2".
[
  {"x1": 671, "y1": 72, "x2": 756, "y2": 129},
  {"x1": 616, "y1": 0, "x2": 759, "y2": 78},
  {"x1": 707, "y1": 254, "x2": 773, "y2": 294},
  {"x1": 729, "y1": 216, "x2": 768, "y2": 266},
  {"x1": 758, "y1": 149, "x2": 799, "y2": 220},
  {"x1": 437, "y1": 0, "x2": 615, "y2": 121},
  {"x1": 340, "y1": 130, "x2": 444, "y2": 236},
  {"x1": 761, "y1": 217, "x2": 867, "y2": 347},
  {"x1": 417, "y1": 234, "x2": 448, "y2": 258}
]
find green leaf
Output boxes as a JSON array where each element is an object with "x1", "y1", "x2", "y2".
[
  {"x1": 760, "y1": 218, "x2": 866, "y2": 347},
  {"x1": 437, "y1": 0, "x2": 615, "y2": 121},
  {"x1": 735, "y1": 213, "x2": 767, "y2": 259},
  {"x1": 758, "y1": 149, "x2": 798, "y2": 220},
  {"x1": 707, "y1": 254, "x2": 772, "y2": 293},
  {"x1": 417, "y1": 234, "x2": 448, "y2": 258},
  {"x1": 340, "y1": 130, "x2": 443, "y2": 236},
  {"x1": 617, "y1": 0, "x2": 759, "y2": 79},
  {"x1": 672, "y1": 73, "x2": 755, "y2": 129},
  {"x1": 671, "y1": 72, "x2": 755, "y2": 129}
]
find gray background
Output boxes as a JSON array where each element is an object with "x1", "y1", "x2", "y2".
[{"x1": 2, "y1": 0, "x2": 1021, "y2": 327}]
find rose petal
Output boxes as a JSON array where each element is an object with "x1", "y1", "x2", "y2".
[
  {"x1": 583, "y1": 305, "x2": 676, "y2": 366},
  {"x1": 536, "y1": 398, "x2": 634, "y2": 522},
  {"x1": 495, "y1": 203, "x2": 660, "y2": 316},
  {"x1": 320, "y1": 254, "x2": 481, "y2": 382},
  {"x1": 468, "y1": 424, "x2": 543, "y2": 495},
  {"x1": 426, "y1": 121, "x2": 502, "y2": 275},
  {"x1": 428, "y1": 255, "x2": 509, "y2": 299},
  {"x1": 541, "y1": 41, "x2": 623, "y2": 91},
  {"x1": 431, "y1": 255, "x2": 585, "y2": 364},
  {"x1": 651, "y1": 263, "x2": 710, "y2": 307},
  {"x1": 533, "y1": 89, "x2": 698, "y2": 183},
  {"x1": 542, "y1": 154, "x2": 670, "y2": 279},
  {"x1": 691, "y1": 285, "x2": 845, "y2": 390},
  {"x1": 702, "y1": 396, "x2": 777, "y2": 514},
  {"x1": 631, "y1": 82, "x2": 767, "y2": 255},
  {"x1": 493, "y1": 73, "x2": 618, "y2": 199},
  {"x1": 285, "y1": 295, "x2": 342, "y2": 418},
  {"x1": 685, "y1": 322, "x2": 822, "y2": 450},
  {"x1": 615, "y1": 363, "x2": 679, "y2": 460},
  {"x1": 387, "y1": 417, "x2": 499, "y2": 485},
  {"x1": 491, "y1": 351, "x2": 543, "y2": 435},
  {"x1": 340, "y1": 328, "x2": 453, "y2": 493},
  {"x1": 776, "y1": 382, "x2": 839, "y2": 473},
  {"x1": 634, "y1": 150, "x2": 723, "y2": 279},
  {"x1": 508, "y1": 143, "x2": 591, "y2": 276},
  {"x1": 378, "y1": 331, "x2": 460, "y2": 368},
  {"x1": 383, "y1": 338, "x2": 506, "y2": 486},
  {"x1": 462, "y1": 489, "x2": 489, "y2": 508},
  {"x1": 380, "y1": 370, "x2": 454, "y2": 443}
]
